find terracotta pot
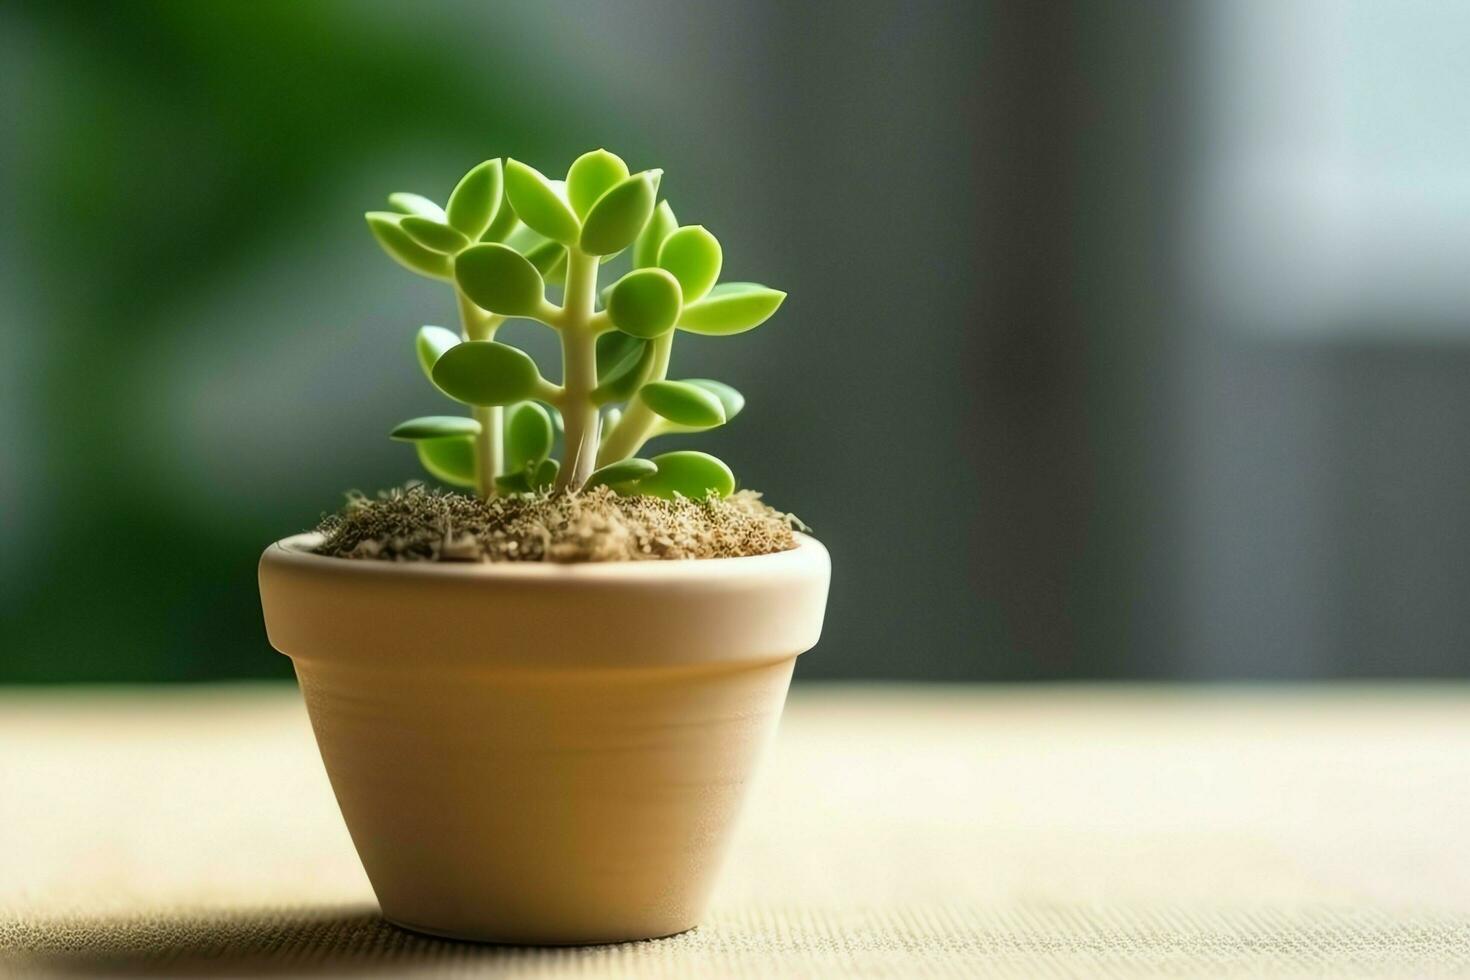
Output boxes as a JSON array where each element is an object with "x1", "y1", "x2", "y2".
[{"x1": 258, "y1": 532, "x2": 830, "y2": 944}]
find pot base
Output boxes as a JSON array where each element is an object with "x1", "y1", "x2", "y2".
[{"x1": 384, "y1": 915, "x2": 699, "y2": 947}]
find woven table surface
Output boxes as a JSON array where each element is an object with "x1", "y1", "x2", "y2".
[{"x1": 3, "y1": 683, "x2": 1469, "y2": 978}]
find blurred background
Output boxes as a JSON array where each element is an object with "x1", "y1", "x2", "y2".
[{"x1": 3, "y1": 0, "x2": 1467, "y2": 684}]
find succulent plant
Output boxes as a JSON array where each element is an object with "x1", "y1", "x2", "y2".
[{"x1": 366, "y1": 150, "x2": 786, "y2": 499}]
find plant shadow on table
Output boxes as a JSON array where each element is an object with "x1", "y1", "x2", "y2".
[{"x1": 0, "y1": 906, "x2": 670, "y2": 977}]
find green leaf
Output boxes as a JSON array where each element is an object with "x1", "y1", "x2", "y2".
[
  {"x1": 504, "y1": 401, "x2": 553, "y2": 470},
  {"x1": 639, "y1": 380, "x2": 726, "y2": 428},
  {"x1": 684, "y1": 379, "x2": 745, "y2": 421},
  {"x1": 495, "y1": 471, "x2": 532, "y2": 494},
  {"x1": 633, "y1": 200, "x2": 677, "y2": 268},
  {"x1": 593, "y1": 334, "x2": 657, "y2": 403},
  {"x1": 596, "y1": 331, "x2": 644, "y2": 382},
  {"x1": 584, "y1": 457, "x2": 657, "y2": 491},
  {"x1": 431, "y1": 340, "x2": 543, "y2": 406},
  {"x1": 607, "y1": 268, "x2": 682, "y2": 338},
  {"x1": 545, "y1": 258, "x2": 567, "y2": 289},
  {"x1": 446, "y1": 159, "x2": 503, "y2": 238},
  {"x1": 495, "y1": 451, "x2": 559, "y2": 495},
  {"x1": 657, "y1": 225, "x2": 722, "y2": 303},
  {"x1": 400, "y1": 216, "x2": 469, "y2": 254},
  {"x1": 387, "y1": 192, "x2": 446, "y2": 222},
  {"x1": 391, "y1": 416, "x2": 482, "y2": 440},
  {"x1": 566, "y1": 149, "x2": 629, "y2": 219},
  {"x1": 503, "y1": 223, "x2": 544, "y2": 252},
  {"x1": 579, "y1": 170, "x2": 660, "y2": 256},
  {"x1": 416, "y1": 436, "x2": 476, "y2": 488},
  {"x1": 505, "y1": 225, "x2": 566, "y2": 286},
  {"x1": 416, "y1": 326, "x2": 460, "y2": 381},
  {"x1": 454, "y1": 243, "x2": 545, "y2": 316},
  {"x1": 482, "y1": 183, "x2": 520, "y2": 242},
  {"x1": 531, "y1": 457, "x2": 560, "y2": 489},
  {"x1": 504, "y1": 159, "x2": 580, "y2": 245},
  {"x1": 522, "y1": 239, "x2": 567, "y2": 283},
  {"x1": 366, "y1": 212, "x2": 451, "y2": 279},
  {"x1": 678, "y1": 282, "x2": 786, "y2": 335},
  {"x1": 638, "y1": 451, "x2": 736, "y2": 500}
]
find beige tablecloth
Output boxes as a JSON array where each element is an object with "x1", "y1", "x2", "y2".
[{"x1": 3, "y1": 684, "x2": 1469, "y2": 978}]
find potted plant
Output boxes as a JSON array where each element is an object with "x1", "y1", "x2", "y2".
[{"x1": 258, "y1": 150, "x2": 831, "y2": 945}]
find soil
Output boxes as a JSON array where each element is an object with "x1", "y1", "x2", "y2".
[{"x1": 312, "y1": 484, "x2": 804, "y2": 562}]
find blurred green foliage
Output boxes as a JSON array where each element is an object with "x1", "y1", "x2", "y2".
[{"x1": 2, "y1": 1, "x2": 601, "y2": 681}]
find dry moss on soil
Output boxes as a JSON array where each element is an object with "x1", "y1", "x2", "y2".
[{"x1": 313, "y1": 484, "x2": 805, "y2": 562}]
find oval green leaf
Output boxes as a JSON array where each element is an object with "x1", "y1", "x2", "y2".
[
  {"x1": 678, "y1": 282, "x2": 786, "y2": 335},
  {"x1": 596, "y1": 330, "x2": 645, "y2": 383},
  {"x1": 506, "y1": 225, "x2": 566, "y2": 286},
  {"x1": 494, "y1": 470, "x2": 532, "y2": 494},
  {"x1": 657, "y1": 225, "x2": 722, "y2": 302},
  {"x1": 504, "y1": 401, "x2": 553, "y2": 469},
  {"x1": 416, "y1": 435, "x2": 476, "y2": 488},
  {"x1": 638, "y1": 451, "x2": 736, "y2": 500},
  {"x1": 446, "y1": 159, "x2": 503, "y2": 238},
  {"x1": 504, "y1": 159, "x2": 580, "y2": 245},
  {"x1": 593, "y1": 335, "x2": 657, "y2": 404},
  {"x1": 633, "y1": 200, "x2": 677, "y2": 269},
  {"x1": 684, "y1": 379, "x2": 745, "y2": 421},
  {"x1": 522, "y1": 238, "x2": 567, "y2": 284},
  {"x1": 580, "y1": 170, "x2": 660, "y2": 256},
  {"x1": 400, "y1": 216, "x2": 469, "y2": 254},
  {"x1": 531, "y1": 457, "x2": 559, "y2": 489},
  {"x1": 387, "y1": 192, "x2": 446, "y2": 222},
  {"x1": 391, "y1": 416, "x2": 482, "y2": 441},
  {"x1": 454, "y1": 243, "x2": 545, "y2": 316},
  {"x1": 639, "y1": 380, "x2": 727, "y2": 428},
  {"x1": 416, "y1": 325, "x2": 460, "y2": 381},
  {"x1": 366, "y1": 212, "x2": 450, "y2": 279},
  {"x1": 566, "y1": 149, "x2": 629, "y2": 219},
  {"x1": 482, "y1": 183, "x2": 520, "y2": 242},
  {"x1": 607, "y1": 268, "x2": 682, "y2": 338},
  {"x1": 584, "y1": 457, "x2": 657, "y2": 491},
  {"x1": 504, "y1": 223, "x2": 545, "y2": 252},
  {"x1": 431, "y1": 340, "x2": 542, "y2": 406}
]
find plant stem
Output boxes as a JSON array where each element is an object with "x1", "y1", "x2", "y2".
[
  {"x1": 456, "y1": 290, "x2": 502, "y2": 498},
  {"x1": 595, "y1": 330, "x2": 673, "y2": 465},
  {"x1": 555, "y1": 247, "x2": 601, "y2": 490},
  {"x1": 470, "y1": 405, "x2": 500, "y2": 498}
]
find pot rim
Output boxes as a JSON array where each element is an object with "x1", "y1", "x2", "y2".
[
  {"x1": 259, "y1": 532, "x2": 830, "y2": 669},
  {"x1": 264, "y1": 530, "x2": 825, "y2": 584}
]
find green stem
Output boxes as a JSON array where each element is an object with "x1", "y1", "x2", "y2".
[
  {"x1": 596, "y1": 330, "x2": 673, "y2": 465},
  {"x1": 555, "y1": 247, "x2": 601, "y2": 490},
  {"x1": 456, "y1": 290, "x2": 502, "y2": 498}
]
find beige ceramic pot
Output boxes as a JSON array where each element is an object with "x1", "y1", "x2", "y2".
[{"x1": 258, "y1": 532, "x2": 830, "y2": 945}]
